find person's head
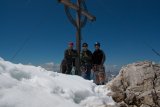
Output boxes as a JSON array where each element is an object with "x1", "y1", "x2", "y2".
[
  {"x1": 94, "y1": 42, "x2": 100, "y2": 50},
  {"x1": 82, "y1": 43, "x2": 88, "y2": 51},
  {"x1": 68, "y1": 42, "x2": 74, "y2": 49}
]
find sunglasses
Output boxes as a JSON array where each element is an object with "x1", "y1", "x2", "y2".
[{"x1": 82, "y1": 46, "x2": 87, "y2": 47}]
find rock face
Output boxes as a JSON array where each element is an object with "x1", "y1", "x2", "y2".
[{"x1": 109, "y1": 61, "x2": 160, "y2": 107}]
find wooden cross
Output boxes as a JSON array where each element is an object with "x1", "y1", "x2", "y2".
[{"x1": 58, "y1": 0, "x2": 96, "y2": 75}]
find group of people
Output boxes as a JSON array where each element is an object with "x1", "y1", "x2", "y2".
[{"x1": 60, "y1": 42, "x2": 106, "y2": 85}]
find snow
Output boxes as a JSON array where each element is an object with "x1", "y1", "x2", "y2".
[{"x1": 0, "y1": 58, "x2": 115, "y2": 107}]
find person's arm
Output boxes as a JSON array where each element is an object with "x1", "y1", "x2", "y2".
[
  {"x1": 72, "y1": 50, "x2": 78, "y2": 67},
  {"x1": 88, "y1": 51, "x2": 93, "y2": 61},
  {"x1": 64, "y1": 50, "x2": 68, "y2": 59},
  {"x1": 80, "y1": 52, "x2": 83, "y2": 63},
  {"x1": 101, "y1": 50, "x2": 106, "y2": 65},
  {"x1": 92, "y1": 52, "x2": 95, "y2": 65},
  {"x1": 90, "y1": 52, "x2": 93, "y2": 65}
]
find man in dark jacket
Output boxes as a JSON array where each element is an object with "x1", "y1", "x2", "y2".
[
  {"x1": 64, "y1": 42, "x2": 77, "y2": 74},
  {"x1": 92, "y1": 42, "x2": 106, "y2": 85},
  {"x1": 80, "y1": 43, "x2": 93, "y2": 80},
  {"x1": 93, "y1": 42, "x2": 105, "y2": 65}
]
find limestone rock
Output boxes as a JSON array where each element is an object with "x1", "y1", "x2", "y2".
[{"x1": 109, "y1": 61, "x2": 160, "y2": 107}]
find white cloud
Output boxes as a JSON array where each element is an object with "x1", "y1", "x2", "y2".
[
  {"x1": 0, "y1": 57, "x2": 4, "y2": 61},
  {"x1": 40, "y1": 62, "x2": 60, "y2": 72}
]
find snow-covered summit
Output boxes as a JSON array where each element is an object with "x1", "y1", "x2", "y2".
[{"x1": 0, "y1": 58, "x2": 115, "y2": 107}]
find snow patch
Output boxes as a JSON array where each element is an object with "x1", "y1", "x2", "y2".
[{"x1": 0, "y1": 59, "x2": 115, "y2": 107}]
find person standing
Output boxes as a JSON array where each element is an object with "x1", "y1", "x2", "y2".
[
  {"x1": 92, "y1": 42, "x2": 106, "y2": 85},
  {"x1": 80, "y1": 43, "x2": 93, "y2": 80},
  {"x1": 64, "y1": 42, "x2": 77, "y2": 74}
]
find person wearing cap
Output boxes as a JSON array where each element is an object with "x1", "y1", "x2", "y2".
[
  {"x1": 63, "y1": 42, "x2": 77, "y2": 74},
  {"x1": 80, "y1": 43, "x2": 93, "y2": 80},
  {"x1": 92, "y1": 42, "x2": 106, "y2": 85}
]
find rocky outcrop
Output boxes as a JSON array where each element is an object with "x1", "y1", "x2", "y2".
[{"x1": 108, "y1": 61, "x2": 160, "y2": 107}]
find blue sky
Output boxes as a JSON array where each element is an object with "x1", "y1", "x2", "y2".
[{"x1": 0, "y1": 0, "x2": 160, "y2": 66}]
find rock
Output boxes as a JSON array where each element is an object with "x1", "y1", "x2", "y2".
[{"x1": 109, "y1": 61, "x2": 160, "y2": 107}]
